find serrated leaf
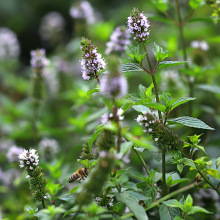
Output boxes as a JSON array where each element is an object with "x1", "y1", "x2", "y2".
[
  {"x1": 163, "y1": 200, "x2": 183, "y2": 210},
  {"x1": 158, "y1": 61, "x2": 187, "y2": 70},
  {"x1": 116, "y1": 191, "x2": 149, "y2": 220},
  {"x1": 120, "y1": 63, "x2": 144, "y2": 72},
  {"x1": 143, "y1": 187, "x2": 158, "y2": 204},
  {"x1": 170, "y1": 97, "x2": 196, "y2": 111},
  {"x1": 167, "y1": 116, "x2": 214, "y2": 130},
  {"x1": 145, "y1": 83, "x2": 154, "y2": 102},
  {"x1": 182, "y1": 158, "x2": 196, "y2": 169},
  {"x1": 153, "y1": 43, "x2": 169, "y2": 62},
  {"x1": 197, "y1": 84, "x2": 220, "y2": 94},
  {"x1": 159, "y1": 204, "x2": 181, "y2": 220}
]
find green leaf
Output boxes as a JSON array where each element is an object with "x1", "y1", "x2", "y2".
[
  {"x1": 158, "y1": 61, "x2": 187, "y2": 70},
  {"x1": 132, "y1": 105, "x2": 151, "y2": 114},
  {"x1": 170, "y1": 97, "x2": 196, "y2": 111},
  {"x1": 116, "y1": 191, "x2": 149, "y2": 220},
  {"x1": 124, "y1": 132, "x2": 157, "y2": 152},
  {"x1": 206, "y1": 169, "x2": 220, "y2": 180},
  {"x1": 163, "y1": 200, "x2": 183, "y2": 210},
  {"x1": 188, "y1": 206, "x2": 212, "y2": 215},
  {"x1": 182, "y1": 158, "x2": 196, "y2": 169},
  {"x1": 139, "y1": 84, "x2": 147, "y2": 98},
  {"x1": 68, "y1": 186, "x2": 79, "y2": 194},
  {"x1": 47, "y1": 181, "x2": 63, "y2": 196},
  {"x1": 125, "y1": 44, "x2": 145, "y2": 64},
  {"x1": 133, "y1": 147, "x2": 146, "y2": 152},
  {"x1": 184, "y1": 195, "x2": 193, "y2": 212},
  {"x1": 189, "y1": 0, "x2": 203, "y2": 9},
  {"x1": 121, "y1": 63, "x2": 144, "y2": 72},
  {"x1": 120, "y1": 142, "x2": 133, "y2": 155},
  {"x1": 130, "y1": 170, "x2": 147, "y2": 181},
  {"x1": 167, "y1": 116, "x2": 215, "y2": 130},
  {"x1": 159, "y1": 204, "x2": 181, "y2": 220},
  {"x1": 153, "y1": 43, "x2": 169, "y2": 62},
  {"x1": 88, "y1": 126, "x2": 103, "y2": 149},
  {"x1": 216, "y1": 157, "x2": 220, "y2": 169},
  {"x1": 197, "y1": 84, "x2": 220, "y2": 94},
  {"x1": 143, "y1": 187, "x2": 158, "y2": 204},
  {"x1": 87, "y1": 88, "x2": 99, "y2": 96},
  {"x1": 144, "y1": 102, "x2": 166, "y2": 113},
  {"x1": 145, "y1": 83, "x2": 154, "y2": 102},
  {"x1": 151, "y1": 0, "x2": 169, "y2": 12}
]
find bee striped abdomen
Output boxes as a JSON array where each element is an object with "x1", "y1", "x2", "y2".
[{"x1": 68, "y1": 172, "x2": 80, "y2": 183}]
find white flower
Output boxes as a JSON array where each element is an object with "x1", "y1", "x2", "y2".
[
  {"x1": 26, "y1": 175, "x2": 30, "y2": 178},
  {"x1": 154, "y1": 138, "x2": 159, "y2": 142},
  {"x1": 148, "y1": 128, "x2": 153, "y2": 133},
  {"x1": 18, "y1": 148, "x2": 39, "y2": 169},
  {"x1": 191, "y1": 40, "x2": 209, "y2": 51},
  {"x1": 30, "y1": 49, "x2": 50, "y2": 69}
]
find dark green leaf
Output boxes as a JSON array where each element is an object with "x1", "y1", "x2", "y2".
[
  {"x1": 158, "y1": 61, "x2": 187, "y2": 70},
  {"x1": 144, "y1": 102, "x2": 166, "y2": 113},
  {"x1": 120, "y1": 63, "x2": 144, "y2": 72},
  {"x1": 159, "y1": 204, "x2": 181, "y2": 220},
  {"x1": 167, "y1": 116, "x2": 215, "y2": 130},
  {"x1": 88, "y1": 126, "x2": 103, "y2": 149}
]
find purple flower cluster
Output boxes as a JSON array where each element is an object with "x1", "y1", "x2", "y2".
[
  {"x1": 100, "y1": 74, "x2": 128, "y2": 99},
  {"x1": 7, "y1": 145, "x2": 24, "y2": 162},
  {"x1": 105, "y1": 26, "x2": 130, "y2": 55},
  {"x1": 127, "y1": 8, "x2": 150, "y2": 43},
  {"x1": 80, "y1": 38, "x2": 106, "y2": 80},
  {"x1": 30, "y1": 49, "x2": 50, "y2": 69},
  {"x1": 18, "y1": 149, "x2": 39, "y2": 178}
]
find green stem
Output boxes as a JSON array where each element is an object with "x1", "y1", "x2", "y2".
[
  {"x1": 162, "y1": 147, "x2": 167, "y2": 194},
  {"x1": 41, "y1": 199, "x2": 46, "y2": 209},
  {"x1": 133, "y1": 147, "x2": 150, "y2": 176},
  {"x1": 121, "y1": 181, "x2": 203, "y2": 219}
]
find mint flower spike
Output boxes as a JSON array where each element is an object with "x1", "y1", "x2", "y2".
[
  {"x1": 18, "y1": 148, "x2": 47, "y2": 203},
  {"x1": 80, "y1": 38, "x2": 106, "y2": 81},
  {"x1": 30, "y1": 49, "x2": 50, "y2": 69},
  {"x1": 127, "y1": 8, "x2": 150, "y2": 43}
]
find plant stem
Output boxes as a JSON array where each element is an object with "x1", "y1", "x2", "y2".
[
  {"x1": 41, "y1": 199, "x2": 46, "y2": 209},
  {"x1": 162, "y1": 147, "x2": 167, "y2": 194},
  {"x1": 133, "y1": 147, "x2": 150, "y2": 176},
  {"x1": 121, "y1": 181, "x2": 203, "y2": 219}
]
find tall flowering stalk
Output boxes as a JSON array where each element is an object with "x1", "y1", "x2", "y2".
[
  {"x1": 127, "y1": 8, "x2": 150, "y2": 43},
  {"x1": 80, "y1": 38, "x2": 106, "y2": 84},
  {"x1": 18, "y1": 149, "x2": 47, "y2": 208}
]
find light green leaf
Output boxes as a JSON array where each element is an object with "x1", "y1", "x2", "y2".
[
  {"x1": 163, "y1": 200, "x2": 183, "y2": 210},
  {"x1": 183, "y1": 158, "x2": 196, "y2": 169},
  {"x1": 206, "y1": 169, "x2": 220, "y2": 180},
  {"x1": 87, "y1": 88, "x2": 99, "y2": 96},
  {"x1": 116, "y1": 191, "x2": 149, "y2": 220},
  {"x1": 133, "y1": 147, "x2": 146, "y2": 152},
  {"x1": 189, "y1": 0, "x2": 203, "y2": 9},
  {"x1": 151, "y1": 0, "x2": 169, "y2": 12},
  {"x1": 139, "y1": 84, "x2": 147, "y2": 98},
  {"x1": 145, "y1": 83, "x2": 154, "y2": 102},
  {"x1": 170, "y1": 97, "x2": 196, "y2": 111},
  {"x1": 188, "y1": 206, "x2": 212, "y2": 215},
  {"x1": 153, "y1": 43, "x2": 169, "y2": 62},
  {"x1": 158, "y1": 61, "x2": 187, "y2": 70},
  {"x1": 144, "y1": 102, "x2": 166, "y2": 113},
  {"x1": 120, "y1": 142, "x2": 133, "y2": 155},
  {"x1": 47, "y1": 181, "x2": 63, "y2": 196},
  {"x1": 167, "y1": 116, "x2": 215, "y2": 130},
  {"x1": 184, "y1": 195, "x2": 193, "y2": 211},
  {"x1": 68, "y1": 186, "x2": 79, "y2": 194},
  {"x1": 159, "y1": 204, "x2": 181, "y2": 220}
]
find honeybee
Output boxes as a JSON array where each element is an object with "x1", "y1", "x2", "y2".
[{"x1": 68, "y1": 167, "x2": 89, "y2": 183}]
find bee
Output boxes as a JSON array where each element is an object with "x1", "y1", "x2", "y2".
[{"x1": 68, "y1": 167, "x2": 89, "y2": 183}]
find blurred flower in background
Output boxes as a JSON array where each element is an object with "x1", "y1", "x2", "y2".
[
  {"x1": 6, "y1": 145, "x2": 24, "y2": 162},
  {"x1": 191, "y1": 40, "x2": 209, "y2": 51},
  {"x1": 0, "y1": 138, "x2": 15, "y2": 152},
  {"x1": 105, "y1": 26, "x2": 130, "y2": 55},
  {"x1": 69, "y1": 1, "x2": 96, "y2": 24},
  {"x1": 39, "y1": 12, "x2": 66, "y2": 46},
  {"x1": 30, "y1": 49, "x2": 50, "y2": 69},
  {"x1": 0, "y1": 28, "x2": 20, "y2": 59},
  {"x1": 39, "y1": 138, "x2": 59, "y2": 160}
]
